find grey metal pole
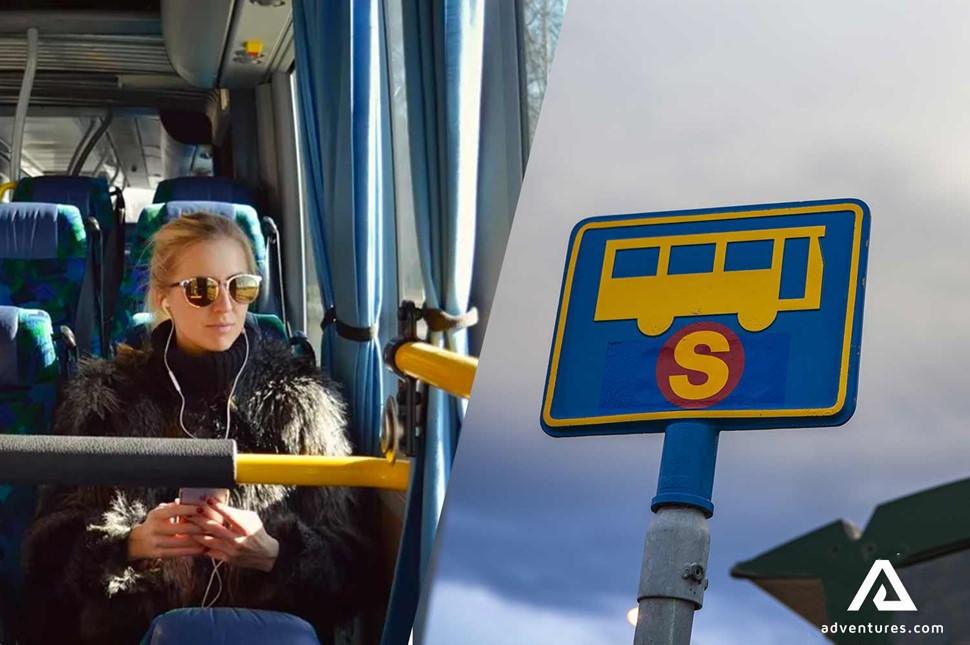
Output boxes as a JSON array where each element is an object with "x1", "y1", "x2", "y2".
[
  {"x1": 634, "y1": 422, "x2": 718, "y2": 644},
  {"x1": 634, "y1": 505, "x2": 710, "y2": 644},
  {"x1": 271, "y1": 71, "x2": 307, "y2": 335},
  {"x1": 11, "y1": 27, "x2": 38, "y2": 182},
  {"x1": 69, "y1": 112, "x2": 113, "y2": 176}
]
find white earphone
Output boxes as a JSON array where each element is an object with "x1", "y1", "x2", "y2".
[
  {"x1": 162, "y1": 317, "x2": 249, "y2": 608},
  {"x1": 162, "y1": 316, "x2": 249, "y2": 441}
]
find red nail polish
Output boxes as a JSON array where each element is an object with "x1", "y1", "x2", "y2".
[
  {"x1": 196, "y1": 507, "x2": 204, "y2": 514},
  {"x1": 207, "y1": 498, "x2": 216, "y2": 505}
]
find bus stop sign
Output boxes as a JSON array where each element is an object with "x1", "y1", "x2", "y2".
[{"x1": 541, "y1": 199, "x2": 871, "y2": 436}]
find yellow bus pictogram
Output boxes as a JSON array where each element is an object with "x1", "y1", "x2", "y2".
[{"x1": 595, "y1": 226, "x2": 825, "y2": 336}]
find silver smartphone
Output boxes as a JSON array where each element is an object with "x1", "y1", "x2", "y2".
[{"x1": 178, "y1": 487, "x2": 230, "y2": 506}]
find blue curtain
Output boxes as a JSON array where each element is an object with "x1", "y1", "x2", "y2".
[
  {"x1": 400, "y1": 0, "x2": 485, "y2": 573},
  {"x1": 380, "y1": 452, "x2": 424, "y2": 645},
  {"x1": 293, "y1": 0, "x2": 388, "y2": 456},
  {"x1": 470, "y1": 0, "x2": 525, "y2": 356}
]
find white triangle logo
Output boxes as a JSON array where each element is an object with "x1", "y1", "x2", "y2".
[{"x1": 847, "y1": 559, "x2": 917, "y2": 612}]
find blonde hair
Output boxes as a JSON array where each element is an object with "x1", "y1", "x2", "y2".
[{"x1": 145, "y1": 212, "x2": 258, "y2": 326}]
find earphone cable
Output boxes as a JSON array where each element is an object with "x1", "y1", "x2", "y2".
[
  {"x1": 201, "y1": 558, "x2": 224, "y2": 609},
  {"x1": 163, "y1": 320, "x2": 249, "y2": 608}
]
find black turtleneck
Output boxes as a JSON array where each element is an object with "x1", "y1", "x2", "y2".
[{"x1": 150, "y1": 319, "x2": 250, "y2": 402}]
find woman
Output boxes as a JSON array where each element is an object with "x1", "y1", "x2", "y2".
[{"x1": 19, "y1": 213, "x2": 374, "y2": 644}]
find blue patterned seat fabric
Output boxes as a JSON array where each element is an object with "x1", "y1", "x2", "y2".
[
  {"x1": 0, "y1": 203, "x2": 96, "y2": 358},
  {"x1": 14, "y1": 176, "x2": 124, "y2": 351},
  {"x1": 110, "y1": 201, "x2": 270, "y2": 348},
  {"x1": 13, "y1": 176, "x2": 114, "y2": 234},
  {"x1": 0, "y1": 307, "x2": 58, "y2": 633}
]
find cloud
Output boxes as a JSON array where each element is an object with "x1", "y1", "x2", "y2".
[
  {"x1": 421, "y1": 580, "x2": 828, "y2": 645},
  {"x1": 422, "y1": 580, "x2": 628, "y2": 645}
]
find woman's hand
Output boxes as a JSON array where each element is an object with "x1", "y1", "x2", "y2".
[
  {"x1": 187, "y1": 499, "x2": 280, "y2": 572},
  {"x1": 127, "y1": 501, "x2": 207, "y2": 561}
]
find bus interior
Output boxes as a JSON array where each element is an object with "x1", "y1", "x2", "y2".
[{"x1": 0, "y1": 0, "x2": 565, "y2": 643}]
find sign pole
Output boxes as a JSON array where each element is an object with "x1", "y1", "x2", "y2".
[{"x1": 634, "y1": 422, "x2": 719, "y2": 645}]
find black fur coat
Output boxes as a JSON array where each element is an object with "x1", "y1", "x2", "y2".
[{"x1": 17, "y1": 321, "x2": 374, "y2": 644}]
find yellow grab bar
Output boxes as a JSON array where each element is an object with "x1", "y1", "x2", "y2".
[
  {"x1": 0, "y1": 181, "x2": 16, "y2": 201},
  {"x1": 391, "y1": 341, "x2": 478, "y2": 399},
  {"x1": 236, "y1": 454, "x2": 410, "y2": 490}
]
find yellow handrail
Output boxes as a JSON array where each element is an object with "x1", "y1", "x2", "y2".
[
  {"x1": 391, "y1": 341, "x2": 478, "y2": 399},
  {"x1": 0, "y1": 181, "x2": 16, "y2": 201},
  {"x1": 236, "y1": 454, "x2": 410, "y2": 490}
]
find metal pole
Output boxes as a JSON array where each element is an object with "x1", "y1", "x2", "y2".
[
  {"x1": 92, "y1": 148, "x2": 110, "y2": 177},
  {"x1": 67, "y1": 117, "x2": 99, "y2": 175},
  {"x1": 70, "y1": 112, "x2": 113, "y2": 175},
  {"x1": 634, "y1": 422, "x2": 719, "y2": 645},
  {"x1": 11, "y1": 27, "x2": 38, "y2": 182},
  {"x1": 272, "y1": 71, "x2": 307, "y2": 335}
]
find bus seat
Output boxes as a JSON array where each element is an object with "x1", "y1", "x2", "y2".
[
  {"x1": 13, "y1": 176, "x2": 125, "y2": 335},
  {"x1": 0, "y1": 307, "x2": 58, "y2": 636},
  {"x1": 139, "y1": 608, "x2": 321, "y2": 645},
  {"x1": 13, "y1": 176, "x2": 115, "y2": 235},
  {"x1": 110, "y1": 201, "x2": 271, "y2": 349},
  {"x1": 122, "y1": 312, "x2": 288, "y2": 349},
  {"x1": 0, "y1": 203, "x2": 99, "y2": 359},
  {"x1": 153, "y1": 177, "x2": 256, "y2": 207}
]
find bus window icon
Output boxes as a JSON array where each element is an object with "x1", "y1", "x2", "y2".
[{"x1": 595, "y1": 226, "x2": 825, "y2": 336}]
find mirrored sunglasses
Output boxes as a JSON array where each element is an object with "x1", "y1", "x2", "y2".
[{"x1": 168, "y1": 274, "x2": 262, "y2": 308}]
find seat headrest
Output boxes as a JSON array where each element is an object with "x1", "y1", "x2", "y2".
[
  {"x1": 159, "y1": 202, "x2": 266, "y2": 262},
  {"x1": 143, "y1": 608, "x2": 320, "y2": 645},
  {"x1": 0, "y1": 306, "x2": 56, "y2": 387},
  {"x1": 153, "y1": 177, "x2": 255, "y2": 206},
  {"x1": 163, "y1": 201, "x2": 238, "y2": 220},
  {"x1": 0, "y1": 203, "x2": 86, "y2": 260},
  {"x1": 13, "y1": 176, "x2": 111, "y2": 220}
]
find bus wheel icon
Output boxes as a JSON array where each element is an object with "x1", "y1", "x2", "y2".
[
  {"x1": 736, "y1": 308, "x2": 778, "y2": 333},
  {"x1": 638, "y1": 314, "x2": 674, "y2": 337}
]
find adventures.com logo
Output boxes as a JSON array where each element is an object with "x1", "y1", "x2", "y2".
[
  {"x1": 820, "y1": 560, "x2": 944, "y2": 639},
  {"x1": 848, "y1": 560, "x2": 917, "y2": 612}
]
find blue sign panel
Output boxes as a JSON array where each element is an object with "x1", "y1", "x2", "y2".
[{"x1": 540, "y1": 199, "x2": 871, "y2": 437}]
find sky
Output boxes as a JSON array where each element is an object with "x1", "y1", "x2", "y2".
[{"x1": 416, "y1": 1, "x2": 970, "y2": 643}]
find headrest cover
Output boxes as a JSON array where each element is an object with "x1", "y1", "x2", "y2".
[
  {"x1": 13, "y1": 176, "x2": 112, "y2": 225},
  {"x1": 160, "y1": 202, "x2": 266, "y2": 262},
  {"x1": 142, "y1": 608, "x2": 320, "y2": 645},
  {"x1": 163, "y1": 201, "x2": 237, "y2": 220},
  {"x1": 0, "y1": 307, "x2": 55, "y2": 387},
  {"x1": 0, "y1": 305, "x2": 18, "y2": 385},
  {"x1": 153, "y1": 177, "x2": 254, "y2": 206},
  {"x1": 0, "y1": 203, "x2": 85, "y2": 259}
]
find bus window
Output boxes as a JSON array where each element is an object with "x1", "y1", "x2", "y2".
[
  {"x1": 386, "y1": 0, "x2": 425, "y2": 315},
  {"x1": 520, "y1": 0, "x2": 570, "y2": 159}
]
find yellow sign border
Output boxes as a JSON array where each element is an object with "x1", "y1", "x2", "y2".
[{"x1": 541, "y1": 202, "x2": 866, "y2": 428}]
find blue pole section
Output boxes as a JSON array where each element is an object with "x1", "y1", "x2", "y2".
[
  {"x1": 651, "y1": 421, "x2": 720, "y2": 516},
  {"x1": 634, "y1": 421, "x2": 719, "y2": 644}
]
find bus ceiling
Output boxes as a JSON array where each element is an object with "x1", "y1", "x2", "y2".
[
  {"x1": 0, "y1": 2, "x2": 294, "y2": 90},
  {"x1": 161, "y1": 0, "x2": 295, "y2": 89},
  {"x1": 0, "y1": 2, "x2": 288, "y2": 185}
]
